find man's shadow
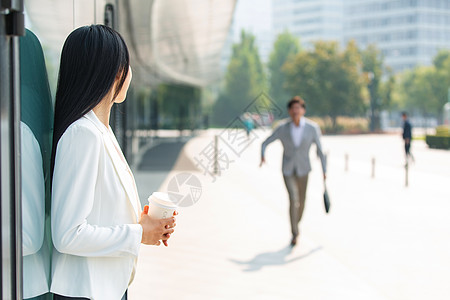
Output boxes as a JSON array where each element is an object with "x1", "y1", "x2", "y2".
[{"x1": 229, "y1": 244, "x2": 322, "y2": 272}]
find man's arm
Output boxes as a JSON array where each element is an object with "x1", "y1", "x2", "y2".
[
  {"x1": 260, "y1": 125, "x2": 282, "y2": 166},
  {"x1": 313, "y1": 124, "x2": 327, "y2": 179}
]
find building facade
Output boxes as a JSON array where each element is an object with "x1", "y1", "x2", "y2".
[
  {"x1": 272, "y1": 0, "x2": 345, "y2": 48},
  {"x1": 345, "y1": 0, "x2": 450, "y2": 73}
]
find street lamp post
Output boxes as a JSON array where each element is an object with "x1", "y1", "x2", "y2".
[{"x1": 368, "y1": 71, "x2": 376, "y2": 132}]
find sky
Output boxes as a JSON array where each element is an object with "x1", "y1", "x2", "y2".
[
  {"x1": 231, "y1": 0, "x2": 274, "y2": 62},
  {"x1": 232, "y1": 0, "x2": 272, "y2": 41}
]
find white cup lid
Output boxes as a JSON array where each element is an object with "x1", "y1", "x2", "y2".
[{"x1": 148, "y1": 192, "x2": 178, "y2": 208}]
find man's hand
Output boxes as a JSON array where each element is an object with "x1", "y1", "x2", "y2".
[
  {"x1": 323, "y1": 174, "x2": 327, "y2": 181},
  {"x1": 259, "y1": 156, "x2": 265, "y2": 167}
]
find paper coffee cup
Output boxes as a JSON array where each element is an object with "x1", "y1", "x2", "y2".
[{"x1": 148, "y1": 192, "x2": 177, "y2": 219}]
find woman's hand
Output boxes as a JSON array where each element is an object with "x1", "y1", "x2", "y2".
[
  {"x1": 139, "y1": 205, "x2": 176, "y2": 246},
  {"x1": 162, "y1": 211, "x2": 178, "y2": 246}
]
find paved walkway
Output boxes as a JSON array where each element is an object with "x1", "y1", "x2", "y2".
[
  {"x1": 129, "y1": 129, "x2": 450, "y2": 300},
  {"x1": 132, "y1": 136, "x2": 191, "y2": 198}
]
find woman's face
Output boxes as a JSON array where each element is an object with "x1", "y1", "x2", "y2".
[{"x1": 114, "y1": 66, "x2": 132, "y2": 103}]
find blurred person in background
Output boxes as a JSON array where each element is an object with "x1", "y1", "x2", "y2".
[
  {"x1": 260, "y1": 96, "x2": 326, "y2": 247},
  {"x1": 242, "y1": 112, "x2": 255, "y2": 137},
  {"x1": 402, "y1": 112, "x2": 414, "y2": 164}
]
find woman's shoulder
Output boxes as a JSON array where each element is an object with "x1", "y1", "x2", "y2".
[
  {"x1": 54, "y1": 115, "x2": 105, "y2": 167},
  {"x1": 60, "y1": 117, "x2": 103, "y2": 145}
]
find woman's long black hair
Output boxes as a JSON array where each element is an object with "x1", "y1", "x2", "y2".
[{"x1": 51, "y1": 24, "x2": 129, "y2": 175}]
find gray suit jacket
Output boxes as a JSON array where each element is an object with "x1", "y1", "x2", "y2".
[{"x1": 261, "y1": 119, "x2": 326, "y2": 177}]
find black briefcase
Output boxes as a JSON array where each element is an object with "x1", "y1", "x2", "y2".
[{"x1": 323, "y1": 184, "x2": 330, "y2": 213}]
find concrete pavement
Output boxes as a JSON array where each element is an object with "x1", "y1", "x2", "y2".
[{"x1": 129, "y1": 129, "x2": 450, "y2": 300}]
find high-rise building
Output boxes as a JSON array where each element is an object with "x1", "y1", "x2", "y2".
[
  {"x1": 272, "y1": 0, "x2": 345, "y2": 48},
  {"x1": 344, "y1": 0, "x2": 450, "y2": 73}
]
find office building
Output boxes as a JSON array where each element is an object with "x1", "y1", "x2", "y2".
[
  {"x1": 272, "y1": 0, "x2": 345, "y2": 48},
  {"x1": 345, "y1": 0, "x2": 450, "y2": 73}
]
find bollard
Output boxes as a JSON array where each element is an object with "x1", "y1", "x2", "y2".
[
  {"x1": 371, "y1": 157, "x2": 375, "y2": 179},
  {"x1": 213, "y1": 135, "x2": 219, "y2": 175},
  {"x1": 345, "y1": 153, "x2": 349, "y2": 172},
  {"x1": 405, "y1": 162, "x2": 409, "y2": 187}
]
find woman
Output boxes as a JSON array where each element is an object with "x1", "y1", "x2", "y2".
[{"x1": 50, "y1": 25, "x2": 176, "y2": 300}]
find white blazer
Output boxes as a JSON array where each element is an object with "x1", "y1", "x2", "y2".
[{"x1": 50, "y1": 110, "x2": 143, "y2": 300}]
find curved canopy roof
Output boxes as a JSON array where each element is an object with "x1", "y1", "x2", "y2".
[{"x1": 25, "y1": 0, "x2": 236, "y2": 87}]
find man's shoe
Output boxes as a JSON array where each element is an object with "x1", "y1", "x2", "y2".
[{"x1": 290, "y1": 236, "x2": 297, "y2": 247}]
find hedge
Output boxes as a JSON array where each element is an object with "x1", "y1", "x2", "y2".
[{"x1": 426, "y1": 134, "x2": 450, "y2": 150}]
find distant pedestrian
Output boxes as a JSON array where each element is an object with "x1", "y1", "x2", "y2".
[
  {"x1": 242, "y1": 112, "x2": 255, "y2": 137},
  {"x1": 260, "y1": 96, "x2": 326, "y2": 247},
  {"x1": 402, "y1": 112, "x2": 414, "y2": 163}
]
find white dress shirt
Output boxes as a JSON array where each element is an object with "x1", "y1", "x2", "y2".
[{"x1": 290, "y1": 117, "x2": 306, "y2": 147}]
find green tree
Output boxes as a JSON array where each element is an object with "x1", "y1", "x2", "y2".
[
  {"x1": 395, "y1": 50, "x2": 450, "y2": 121},
  {"x1": 267, "y1": 31, "x2": 300, "y2": 111},
  {"x1": 283, "y1": 40, "x2": 367, "y2": 131},
  {"x1": 379, "y1": 68, "x2": 396, "y2": 111},
  {"x1": 432, "y1": 50, "x2": 450, "y2": 122},
  {"x1": 433, "y1": 49, "x2": 450, "y2": 70},
  {"x1": 398, "y1": 66, "x2": 443, "y2": 118},
  {"x1": 213, "y1": 30, "x2": 267, "y2": 125},
  {"x1": 155, "y1": 84, "x2": 201, "y2": 130},
  {"x1": 361, "y1": 44, "x2": 384, "y2": 131}
]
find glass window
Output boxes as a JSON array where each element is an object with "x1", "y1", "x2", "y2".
[{"x1": 20, "y1": 29, "x2": 53, "y2": 300}]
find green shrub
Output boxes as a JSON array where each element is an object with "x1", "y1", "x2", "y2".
[{"x1": 426, "y1": 135, "x2": 450, "y2": 149}]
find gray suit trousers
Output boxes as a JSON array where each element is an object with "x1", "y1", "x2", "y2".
[{"x1": 283, "y1": 174, "x2": 309, "y2": 237}]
